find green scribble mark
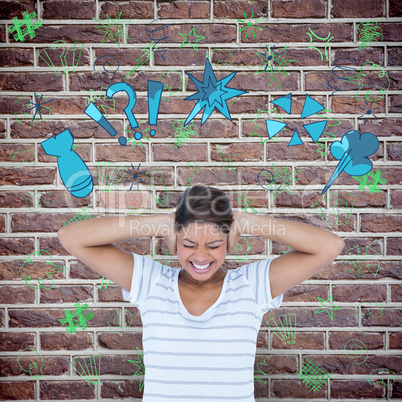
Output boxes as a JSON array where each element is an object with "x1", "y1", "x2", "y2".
[
  {"x1": 314, "y1": 296, "x2": 341, "y2": 321},
  {"x1": 71, "y1": 355, "x2": 101, "y2": 386},
  {"x1": 266, "y1": 313, "x2": 297, "y2": 345},
  {"x1": 270, "y1": 164, "x2": 302, "y2": 200},
  {"x1": 254, "y1": 358, "x2": 268, "y2": 388},
  {"x1": 186, "y1": 162, "x2": 199, "y2": 187},
  {"x1": 61, "y1": 206, "x2": 94, "y2": 227},
  {"x1": 59, "y1": 302, "x2": 94, "y2": 334},
  {"x1": 211, "y1": 48, "x2": 235, "y2": 66},
  {"x1": 38, "y1": 40, "x2": 84, "y2": 75},
  {"x1": 153, "y1": 247, "x2": 174, "y2": 265},
  {"x1": 236, "y1": 193, "x2": 258, "y2": 214},
  {"x1": 343, "y1": 245, "x2": 381, "y2": 278},
  {"x1": 216, "y1": 144, "x2": 236, "y2": 172},
  {"x1": 357, "y1": 21, "x2": 383, "y2": 50},
  {"x1": 179, "y1": 26, "x2": 205, "y2": 52},
  {"x1": 127, "y1": 347, "x2": 145, "y2": 391},
  {"x1": 255, "y1": 45, "x2": 294, "y2": 91},
  {"x1": 356, "y1": 301, "x2": 384, "y2": 319},
  {"x1": 306, "y1": 28, "x2": 333, "y2": 61},
  {"x1": 279, "y1": 246, "x2": 292, "y2": 256},
  {"x1": 94, "y1": 11, "x2": 130, "y2": 48},
  {"x1": 238, "y1": 11, "x2": 263, "y2": 39},
  {"x1": 157, "y1": 70, "x2": 183, "y2": 101},
  {"x1": 172, "y1": 120, "x2": 198, "y2": 148},
  {"x1": 8, "y1": 11, "x2": 42, "y2": 42},
  {"x1": 124, "y1": 42, "x2": 155, "y2": 79},
  {"x1": 313, "y1": 108, "x2": 340, "y2": 157},
  {"x1": 97, "y1": 162, "x2": 128, "y2": 192},
  {"x1": 353, "y1": 169, "x2": 387, "y2": 194},
  {"x1": 17, "y1": 348, "x2": 44, "y2": 379},
  {"x1": 145, "y1": 169, "x2": 169, "y2": 207},
  {"x1": 298, "y1": 359, "x2": 332, "y2": 392},
  {"x1": 14, "y1": 94, "x2": 53, "y2": 126},
  {"x1": 108, "y1": 310, "x2": 133, "y2": 335}
]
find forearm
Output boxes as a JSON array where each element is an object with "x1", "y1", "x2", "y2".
[
  {"x1": 58, "y1": 214, "x2": 172, "y2": 249},
  {"x1": 240, "y1": 212, "x2": 344, "y2": 256}
]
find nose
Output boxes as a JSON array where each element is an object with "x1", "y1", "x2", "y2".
[{"x1": 192, "y1": 247, "x2": 211, "y2": 262}]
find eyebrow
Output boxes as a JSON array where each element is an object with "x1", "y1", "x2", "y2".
[{"x1": 182, "y1": 239, "x2": 224, "y2": 245}]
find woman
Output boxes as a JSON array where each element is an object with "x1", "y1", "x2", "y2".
[{"x1": 58, "y1": 185, "x2": 344, "y2": 401}]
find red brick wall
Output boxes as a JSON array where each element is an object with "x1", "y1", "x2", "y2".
[{"x1": 0, "y1": 0, "x2": 401, "y2": 400}]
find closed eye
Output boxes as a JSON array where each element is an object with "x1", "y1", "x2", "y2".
[{"x1": 183, "y1": 245, "x2": 221, "y2": 249}]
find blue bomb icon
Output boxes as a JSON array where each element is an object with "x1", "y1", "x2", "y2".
[{"x1": 41, "y1": 129, "x2": 93, "y2": 198}]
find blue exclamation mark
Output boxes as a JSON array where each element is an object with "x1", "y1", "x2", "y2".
[{"x1": 147, "y1": 80, "x2": 164, "y2": 137}]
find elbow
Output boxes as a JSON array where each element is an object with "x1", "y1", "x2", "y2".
[
  {"x1": 331, "y1": 236, "x2": 345, "y2": 258},
  {"x1": 58, "y1": 225, "x2": 73, "y2": 251}
]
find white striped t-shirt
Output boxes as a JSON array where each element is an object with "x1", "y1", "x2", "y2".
[{"x1": 122, "y1": 253, "x2": 283, "y2": 402}]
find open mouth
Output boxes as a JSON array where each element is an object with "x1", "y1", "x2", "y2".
[{"x1": 189, "y1": 261, "x2": 214, "y2": 274}]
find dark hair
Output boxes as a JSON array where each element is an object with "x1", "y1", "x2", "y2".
[{"x1": 175, "y1": 185, "x2": 233, "y2": 234}]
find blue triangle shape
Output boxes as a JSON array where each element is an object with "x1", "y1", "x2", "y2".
[
  {"x1": 303, "y1": 120, "x2": 327, "y2": 142},
  {"x1": 288, "y1": 128, "x2": 303, "y2": 146},
  {"x1": 265, "y1": 119, "x2": 287, "y2": 139},
  {"x1": 301, "y1": 94, "x2": 325, "y2": 119},
  {"x1": 270, "y1": 93, "x2": 292, "y2": 114}
]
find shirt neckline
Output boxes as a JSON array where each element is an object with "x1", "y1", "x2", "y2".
[{"x1": 174, "y1": 268, "x2": 229, "y2": 321}]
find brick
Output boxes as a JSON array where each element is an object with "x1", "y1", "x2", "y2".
[
  {"x1": 0, "y1": 382, "x2": 35, "y2": 400},
  {"x1": 115, "y1": 238, "x2": 152, "y2": 254},
  {"x1": 0, "y1": 120, "x2": 5, "y2": 138},
  {"x1": 334, "y1": 48, "x2": 384, "y2": 66},
  {"x1": 97, "y1": 191, "x2": 151, "y2": 211},
  {"x1": 213, "y1": 1, "x2": 267, "y2": 18},
  {"x1": 100, "y1": 1, "x2": 153, "y2": 19},
  {"x1": 38, "y1": 237, "x2": 69, "y2": 256},
  {"x1": 95, "y1": 143, "x2": 146, "y2": 162},
  {"x1": 387, "y1": 143, "x2": 402, "y2": 161},
  {"x1": 155, "y1": 48, "x2": 208, "y2": 66},
  {"x1": 0, "y1": 48, "x2": 33, "y2": 67},
  {"x1": 0, "y1": 356, "x2": 69, "y2": 377},
  {"x1": 362, "y1": 308, "x2": 402, "y2": 327},
  {"x1": 331, "y1": 0, "x2": 385, "y2": 17},
  {"x1": 389, "y1": 47, "x2": 402, "y2": 67},
  {"x1": 98, "y1": 286, "x2": 124, "y2": 302},
  {"x1": 70, "y1": 261, "x2": 101, "y2": 279},
  {"x1": 380, "y1": 23, "x2": 402, "y2": 42},
  {"x1": 361, "y1": 214, "x2": 402, "y2": 232},
  {"x1": 153, "y1": 144, "x2": 207, "y2": 162},
  {"x1": 98, "y1": 332, "x2": 143, "y2": 350},
  {"x1": 390, "y1": 95, "x2": 402, "y2": 113},
  {"x1": 273, "y1": 0, "x2": 326, "y2": 18},
  {"x1": 392, "y1": 380, "x2": 402, "y2": 398},
  {"x1": 272, "y1": 332, "x2": 325, "y2": 350},
  {"x1": 331, "y1": 380, "x2": 385, "y2": 399},
  {"x1": 1, "y1": 144, "x2": 36, "y2": 164},
  {"x1": 43, "y1": 1, "x2": 95, "y2": 19},
  {"x1": 0, "y1": 285, "x2": 35, "y2": 304},
  {"x1": 272, "y1": 379, "x2": 326, "y2": 398},
  {"x1": 37, "y1": 46, "x2": 90, "y2": 69},
  {"x1": 0, "y1": 96, "x2": 32, "y2": 114},
  {"x1": 390, "y1": 332, "x2": 401, "y2": 349},
  {"x1": 391, "y1": 190, "x2": 402, "y2": 209},
  {"x1": 283, "y1": 48, "x2": 326, "y2": 67},
  {"x1": 333, "y1": 285, "x2": 386, "y2": 303},
  {"x1": 100, "y1": 353, "x2": 143, "y2": 375},
  {"x1": 158, "y1": 1, "x2": 210, "y2": 19},
  {"x1": 27, "y1": 25, "x2": 106, "y2": 44},
  {"x1": 40, "y1": 332, "x2": 93, "y2": 351},
  {"x1": 0, "y1": 2, "x2": 36, "y2": 19},
  {"x1": 360, "y1": 119, "x2": 402, "y2": 137},
  {"x1": 101, "y1": 380, "x2": 143, "y2": 399},
  {"x1": 69, "y1": 71, "x2": 130, "y2": 91},
  {"x1": 93, "y1": 47, "x2": 152, "y2": 69},
  {"x1": 254, "y1": 354, "x2": 298, "y2": 374},
  {"x1": 0, "y1": 167, "x2": 56, "y2": 186},
  {"x1": 0, "y1": 238, "x2": 34, "y2": 256},
  {"x1": 40, "y1": 286, "x2": 93, "y2": 304},
  {"x1": 257, "y1": 330, "x2": 267, "y2": 349},
  {"x1": 391, "y1": 285, "x2": 402, "y2": 302},
  {"x1": 0, "y1": 191, "x2": 31, "y2": 208},
  {"x1": 283, "y1": 284, "x2": 328, "y2": 303},
  {"x1": 0, "y1": 26, "x2": 4, "y2": 43},
  {"x1": 211, "y1": 143, "x2": 263, "y2": 163},
  {"x1": 329, "y1": 331, "x2": 385, "y2": 350},
  {"x1": 41, "y1": 96, "x2": 87, "y2": 115},
  {"x1": 40, "y1": 381, "x2": 95, "y2": 400},
  {"x1": 0, "y1": 73, "x2": 63, "y2": 92},
  {"x1": 0, "y1": 332, "x2": 35, "y2": 352},
  {"x1": 11, "y1": 213, "x2": 70, "y2": 233},
  {"x1": 265, "y1": 307, "x2": 358, "y2": 328},
  {"x1": 0, "y1": 215, "x2": 4, "y2": 233},
  {"x1": 9, "y1": 308, "x2": 115, "y2": 328},
  {"x1": 11, "y1": 120, "x2": 67, "y2": 139},
  {"x1": 243, "y1": 23, "x2": 353, "y2": 43},
  {"x1": 390, "y1": 0, "x2": 402, "y2": 16}
]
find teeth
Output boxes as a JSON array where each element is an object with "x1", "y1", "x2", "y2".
[{"x1": 192, "y1": 262, "x2": 211, "y2": 270}]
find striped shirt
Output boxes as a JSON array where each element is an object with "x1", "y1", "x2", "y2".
[{"x1": 122, "y1": 253, "x2": 283, "y2": 402}]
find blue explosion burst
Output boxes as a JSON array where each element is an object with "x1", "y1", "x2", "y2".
[{"x1": 184, "y1": 58, "x2": 248, "y2": 126}]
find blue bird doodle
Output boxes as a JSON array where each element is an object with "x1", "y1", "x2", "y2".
[
  {"x1": 41, "y1": 129, "x2": 93, "y2": 198},
  {"x1": 321, "y1": 130, "x2": 379, "y2": 195}
]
